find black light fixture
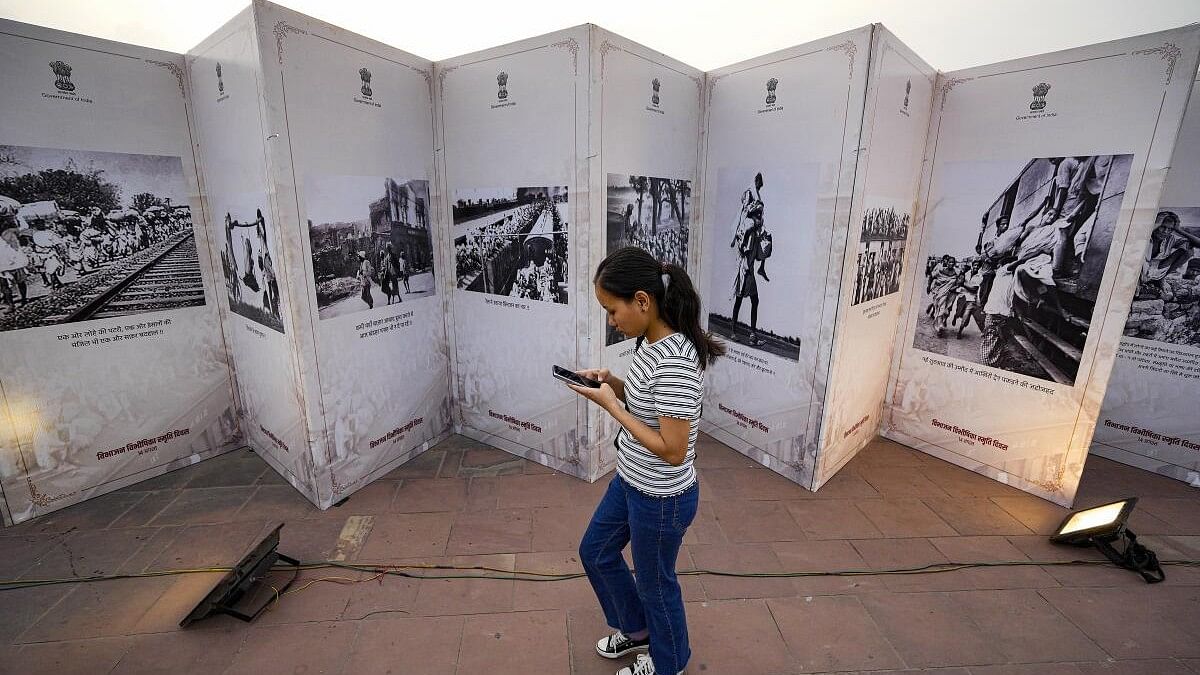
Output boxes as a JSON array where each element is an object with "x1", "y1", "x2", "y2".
[
  {"x1": 180, "y1": 522, "x2": 300, "y2": 626},
  {"x1": 1050, "y1": 497, "x2": 1164, "y2": 583}
]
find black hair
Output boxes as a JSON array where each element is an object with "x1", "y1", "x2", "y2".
[{"x1": 594, "y1": 246, "x2": 724, "y2": 369}]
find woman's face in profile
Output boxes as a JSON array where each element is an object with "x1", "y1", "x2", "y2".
[{"x1": 595, "y1": 283, "x2": 649, "y2": 339}]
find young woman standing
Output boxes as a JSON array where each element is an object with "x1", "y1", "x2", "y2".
[{"x1": 566, "y1": 246, "x2": 724, "y2": 675}]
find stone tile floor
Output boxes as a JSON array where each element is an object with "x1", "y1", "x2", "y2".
[{"x1": 1, "y1": 433, "x2": 1198, "y2": 674}]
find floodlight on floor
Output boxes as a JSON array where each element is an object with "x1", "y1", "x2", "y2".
[
  {"x1": 1050, "y1": 497, "x2": 1164, "y2": 583},
  {"x1": 180, "y1": 522, "x2": 300, "y2": 626}
]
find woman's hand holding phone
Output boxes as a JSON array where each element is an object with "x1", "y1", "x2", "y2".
[
  {"x1": 576, "y1": 368, "x2": 610, "y2": 385},
  {"x1": 564, "y1": 366, "x2": 620, "y2": 411},
  {"x1": 568, "y1": 380, "x2": 620, "y2": 411}
]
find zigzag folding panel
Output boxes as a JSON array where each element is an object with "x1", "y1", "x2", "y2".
[
  {"x1": 1092, "y1": 72, "x2": 1200, "y2": 487},
  {"x1": 883, "y1": 27, "x2": 1200, "y2": 506},
  {"x1": 589, "y1": 28, "x2": 706, "y2": 478},
  {"x1": 434, "y1": 25, "x2": 707, "y2": 481},
  {"x1": 186, "y1": 7, "x2": 311, "y2": 504},
  {"x1": 186, "y1": 1, "x2": 453, "y2": 509},
  {"x1": 0, "y1": 19, "x2": 240, "y2": 525},
  {"x1": 434, "y1": 26, "x2": 596, "y2": 479},
  {"x1": 815, "y1": 27, "x2": 939, "y2": 489},
  {"x1": 697, "y1": 25, "x2": 937, "y2": 491},
  {"x1": 3, "y1": 5, "x2": 1198, "y2": 523}
]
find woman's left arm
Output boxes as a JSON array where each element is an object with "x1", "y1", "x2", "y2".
[
  {"x1": 606, "y1": 405, "x2": 689, "y2": 466},
  {"x1": 569, "y1": 352, "x2": 699, "y2": 466},
  {"x1": 568, "y1": 383, "x2": 688, "y2": 465}
]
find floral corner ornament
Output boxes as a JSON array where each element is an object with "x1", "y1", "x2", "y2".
[
  {"x1": 274, "y1": 21, "x2": 308, "y2": 65},
  {"x1": 1133, "y1": 42, "x2": 1183, "y2": 85},
  {"x1": 825, "y1": 40, "x2": 858, "y2": 79}
]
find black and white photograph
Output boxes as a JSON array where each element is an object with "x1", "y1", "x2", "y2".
[
  {"x1": 218, "y1": 199, "x2": 284, "y2": 333},
  {"x1": 1124, "y1": 207, "x2": 1200, "y2": 347},
  {"x1": 453, "y1": 186, "x2": 568, "y2": 305},
  {"x1": 707, "y1": 168, "x2": 815, "y2": 361},
  {"x1": 0, "y1": 145, "x2": 204, "y2": 332},
  {"x1": 605, "y1": 173, "x2": 691, "y2": 345},
  {"x1": 853, "y1": 206, "x2": 909, "y2": 305},
  {"x1": 913, "y1": 154, "x2": 1134, "y2": 385},
  {"x1": 306, "y1": 176, "x2": 435, "y2": 320}
]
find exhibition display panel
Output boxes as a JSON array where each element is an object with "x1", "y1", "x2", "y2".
[
  {"x1": 3, "y1": 4, "x2": 1199, "y2": 525},
  {"x1": 590, "y1": 28, "x2": 705, "y2": 476},
  {"x1": 188, "y1": 7, "x2": 311, "y2": 502},
  {"x1": 435, "y1": 26, "x2": 593, "y2": 479},
  {"x1": 883, "y1": 26, "x2": 1200, "y2": 506},
  {"x1": 435, "y1": 25, "x2": 704, "y2": 481},
  {"x1": 697, "y1": 25, "x2": 928, "y2": 490},
  {"x1": 816, "y1": 27, "x2": 937, "y2": 489},
  {"x1": 0, "y1": 19, "x2": 239, "y2": 525},
  {"x1": 188, "y1": 2, "x2": 453, "y2": 509},
  {"x1": 1092, "y1": 73, "x2": 1200, "y2": 486}
]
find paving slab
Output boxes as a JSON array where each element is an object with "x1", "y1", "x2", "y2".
[{"x1": 1, "y1": 432, "x2": 1196, "y2": 675}]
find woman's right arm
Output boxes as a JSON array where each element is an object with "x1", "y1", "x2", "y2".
[{"x1": 579, "y1": 368, "x2": 625, "y2": 403}]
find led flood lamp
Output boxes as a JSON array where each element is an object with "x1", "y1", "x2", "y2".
[
  {"x1": 1050, "y1": 498, "x2": 1137, "y2": 544},
  {"x1": 1050, "y1": 497, "x2": 1164, "y2": 583},
  {"x1": 180, "y1": 522, "x2": 300, "y2": 627}
]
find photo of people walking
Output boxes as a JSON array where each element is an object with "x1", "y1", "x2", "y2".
[
  {"x1": 853, "y1": 206, "x2": 909, "y2": 305},
  {"x1": 0, "y1": 145, "x2": 205, "y2": 332},
  {"x1": 913, "y1": 154, "x2": 1133, "y2": 385},
  {"x1": 706, "y1": 169, "x2": 803, "y2": 360},
  {"x1": 306, "y1": 176, "x2": 435, "y2": 320},
  {"x1": 605, "y1": 173, "x2": 690, "y2": 345},
  {"x1": 453, "y1": 186, "x2": 568, "y2": 305}
]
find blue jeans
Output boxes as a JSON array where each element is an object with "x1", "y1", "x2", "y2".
[{"x1": 579, "y1": 473, "x2": 699, "y2": 674}]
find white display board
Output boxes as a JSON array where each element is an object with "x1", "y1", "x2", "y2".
[
  {"x1": 434, "y1": 26, "x2": 716, "y2": 481},
  {"x1": 697, "y1": 27, "x2": 873, "y2": 488},
  {"x1": 816, "y1": 27, "x2": 936, "y2": 488},
  {"x1": 1092, "y1": 74, "x2": 1200, "y2": 486},
  {"x1": 591, "y1": 28, "x2": 704, "y2": 475},
  {"x1": 883, "y1": 27, "x2": 1200, "y2": 506},
  {"x1": 188, "y1": 1, "x2": 452, "y2": 509},
  {"x1": 435, "y1": 26, "x2": 594, "y2": 478},
  {"x1": 7, "y1": 9, "x2": 1197, "y2": 522},
  {"x1": 0, "y1": 19, "x2": 239, "y2": 525},
  {"x1": 256, "y1": 2, "x2": 452, "y2": 505},
  {"x1": 188, "y1": 7, "x2": 313, "y2": 501}
]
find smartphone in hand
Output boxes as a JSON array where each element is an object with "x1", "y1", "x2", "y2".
[{"x1": 553, "y1": 365, "x2": 601, "y2": 388}]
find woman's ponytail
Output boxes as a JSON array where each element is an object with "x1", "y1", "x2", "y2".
[
  {"x1": 594, "y1": 246, "x2": 725, "y2": 369},
  {"x1": 659, "y1": 262, "x2": 725, "y2": 369}
]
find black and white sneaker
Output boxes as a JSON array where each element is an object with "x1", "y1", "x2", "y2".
[
  {"x1": 618, "y1": 653, "x2": 678, "y2": 675},
  {"x1": 596, "y1": 631, "x2": 649, "y2": 659}
]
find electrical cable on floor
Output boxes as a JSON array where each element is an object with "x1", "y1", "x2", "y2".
[{"x1": 2, "y1": 558, "x2": 1197, "y2": 594}]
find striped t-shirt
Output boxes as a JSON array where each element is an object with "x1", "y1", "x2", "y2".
[{"x1": 616, "y1": 332, "x2": 703, "y2": 496}]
